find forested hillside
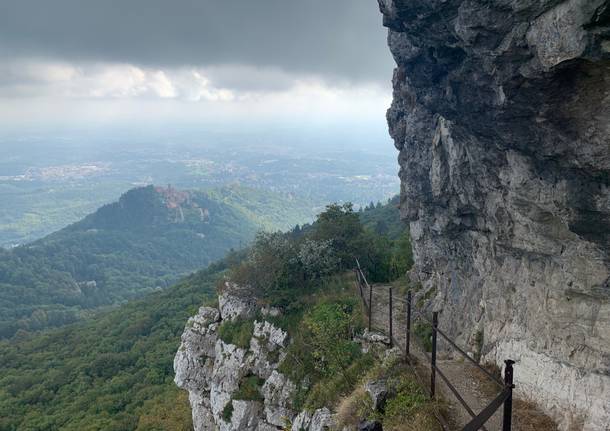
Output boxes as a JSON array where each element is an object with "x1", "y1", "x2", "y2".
[
  {"x1": 359, "y1": 195, "x2": 403, "y2": 239},
  {"x1": 0, "y1": 197, "x2": 409, "y2": 430},
  {"x1": 0, "y1": 264, "x2": 224, "y2": 431},
  {"x1": 0, "y1": 184, "x2": 313, "y2": 338}
]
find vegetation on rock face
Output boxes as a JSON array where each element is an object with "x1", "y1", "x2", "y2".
[
  {"x1": 274, "y1": 276, "x2": 372, "y2": 412},
  {"x1": 234, "y1": 375, "x2": 265, "y2": 402},
  {"x1": 218, "y1": 318, "x2": 255, "y2": 349},
  {"x1": 0, "y1": 184, "x2": 308, "y2": 338},
  {"x1": 224, "y1": 198, "x2": 414, "y2": 413}
]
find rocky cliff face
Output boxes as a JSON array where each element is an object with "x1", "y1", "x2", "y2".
[
  {"x1": 378, "y1": 0, "x2": 610, "y2": 429},
  {"x1": 173, "y1": 284, "x2": 335, "y2": 431}
]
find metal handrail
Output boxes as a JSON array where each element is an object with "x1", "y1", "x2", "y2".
[
  {"x1": 352, "y1": 263, "x2": 515, "y2": 431},
  {"x1": 463, "y1": 387, "x2": 512, "y2": 431},
  {"x1": 436, "y1": 327, "x2": 504, "y2": 388},
  {"x1": 434, "y1": 364, "x2": 489, "y2": 431},
  {"x1": 368, "y1": 283, "x2": 504, "y2": 388}
]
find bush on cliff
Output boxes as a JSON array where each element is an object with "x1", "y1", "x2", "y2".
[
  {"x1": 218, "y1": 318, "x2": 255, "y2": 349},
  {"x1": 229, "y1": 201, "x2": 412, "y2": 307}
]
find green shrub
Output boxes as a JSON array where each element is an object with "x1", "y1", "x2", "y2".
[
  {"x1": 303, "y1": 301, "x2": 362, "y2": 379},
  {"x1": 228, "y1": 201, "x2": 414, "y2": 306},
  {"x1": 218, "y1": 319, "x2": 254, "y2": 348},
  {"x1": 234, "y1": 375, "x2": 265, "y2": 402},
  {"x1": 222, "y1": 402, "x2": 234, "y2": 422}
]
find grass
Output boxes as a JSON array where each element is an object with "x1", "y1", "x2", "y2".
[
  {"x1": 335, "y1": 387, "x2": 374, "y2": 429},
  {"x1": 467, "y1": 364, "x2": 558, "y2": 431},
  {"x1": 218, "y1": 318, "x2": 254, "y2": 348},
  {"x1": 390, "y1": 275, "x2": 411, "y2": 297},
  {"x1": 335, "y1": 355, "x2": 443, "y2": 431},
  {"x1": 221, "y1": 371, "x2": 265, "y2": 424},
  {"x1": 303, "y1": 352, "x2": 375, "y2": 411}
]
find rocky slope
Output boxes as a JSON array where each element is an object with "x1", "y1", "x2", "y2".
[
  {"x1": 174, "y1": 284, "x2": 335, "y2": 431},
  {"x1": 378, "y1": 0, "x2": 610, "y2": 429}
]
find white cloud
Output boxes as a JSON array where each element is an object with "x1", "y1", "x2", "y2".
[
  {"x1": 0, "y1": 59, "x2": 391, "y2": 127},
  {"x1": 148, "y1": 71, "x2": 177, "y2": 99},
  {"x1": 0, "y1": 59, "x2": 238, "y2": 101}
]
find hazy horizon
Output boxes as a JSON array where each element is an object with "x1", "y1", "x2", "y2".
[{"x1": 0, "y1": 0, "x2": 394, "y2": 131}]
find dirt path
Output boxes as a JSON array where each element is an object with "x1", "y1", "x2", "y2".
[{"x1": 361, "y1": 281, "x2": 556, "y2": 431}]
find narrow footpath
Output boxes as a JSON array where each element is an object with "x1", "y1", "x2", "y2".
[{"x1": 362, "y1": 280, "x2": 557, "y2": 431}]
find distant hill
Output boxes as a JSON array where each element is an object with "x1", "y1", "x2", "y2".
[{"x1": 0, "y1": 185, "x2": 314, "y2": 338}]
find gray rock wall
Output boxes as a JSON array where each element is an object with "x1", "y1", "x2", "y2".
[
  {"x1": 378, "y1": 0, "x2": 610, "y2": 429},
  {"x1": 174, "y1": 288, "x2": 336, "y2": 431}
]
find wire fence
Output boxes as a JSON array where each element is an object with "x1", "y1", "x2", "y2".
[{"x1": 354, "y1": 259, "x2": 515, "y2": 431}]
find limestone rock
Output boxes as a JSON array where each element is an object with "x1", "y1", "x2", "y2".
[
  {"x1": 309, "y1": 407, "x2": 334, "y2": 431},
  {"x1": 257, "y1": 420, "x2": 281, "y2": 431},
  {"x1": 358, "y1": 329, "x2": 391, "y2": 353},
  {"x1": 248, "y1": 321, "x2": 288, "y2": 379},
  {"x1": 223, "y1": 400, "x2": 262, "y2": 431},
  {"x1": 219, "y1": 283, "x2": 256, "y2": 321},
  {"x1": 175, "y1": 293, "x2": 301, "y2": 431},
  {"x1": 292, "y1": 410, "x2": 312, "y2": 431},
  {"x1": 210, "y1": 340, "x2": 249, "y2": 420},
  {"x1": 188, "y1": 392, "x2": 216, "y2": 431},
  {"x1": 364, "y1": 380, "x2": 389, "y2": 412},
  {"x1": 261, "y1": 306, "x2": 282, "y2": 317},
  {"x1": 253, "y1": 320, "x2": 288, "y2": 349},
  {"x1": 174, "y1": 306, "x2": 219, "y2": 392},
  {"x1": 379, "y1": 0, "x2": 610, "y2": 428},
  {"x1": 262, "y1": 371, "x2": 296, "y2": 427}
]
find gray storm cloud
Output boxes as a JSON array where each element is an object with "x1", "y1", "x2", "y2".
[{"x1": 0, "y1": 0, "x2": 393, "y2": 85}]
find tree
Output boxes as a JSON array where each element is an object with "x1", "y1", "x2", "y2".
[
  {"x1": 303, "y1": 303, "x2": 359, "y2": 383},
  {"x1": 298, "y1": 239, "x2": 339, "y2": 280},
  {"x1": 311, "y1": 203, "x2": 364, "y2": 268}
]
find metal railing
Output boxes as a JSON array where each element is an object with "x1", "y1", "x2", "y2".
[{"x1": 354, "y1": 260, "x2": 515, "y2": 431}]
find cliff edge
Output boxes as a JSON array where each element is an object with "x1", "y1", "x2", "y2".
[{"x1": 378, "y1": 0, "x2": 610, "y2": 429}]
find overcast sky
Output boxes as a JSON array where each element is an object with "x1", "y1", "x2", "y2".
[{"x1": 0, "y1": 0, "x2": 394, "y2": 129}]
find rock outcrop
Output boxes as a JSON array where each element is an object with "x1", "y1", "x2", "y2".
[
  {"x1": 174, "y1": 286, "x2": 335, "y2": 430},
  {"x1": 378, "y1": 0, "x2": 610, "y2": 429}
]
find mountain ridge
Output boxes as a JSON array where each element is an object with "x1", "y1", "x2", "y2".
[{"x1": 0, "y1": 184, "x2": 314, "y2": 338}]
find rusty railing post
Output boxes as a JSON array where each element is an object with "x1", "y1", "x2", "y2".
[
  {"x1": 368, "y1": 283, "x2": 373, "y2": 332},
  {"x1": 389, "y1": 287, "x2": 393, "y2": 347},
  {"x1": 503, "y1": 360, "x2": 515, "y2": 431},
  {"x1": 356, "y1": 270, "x2": 363, "y2": 301},
  {"x1": 431, "y1": 311, "x2": 438, "y2": 398},
  {"x1": 406, "y1": 291, "x2": 411, "y2": 359}
]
